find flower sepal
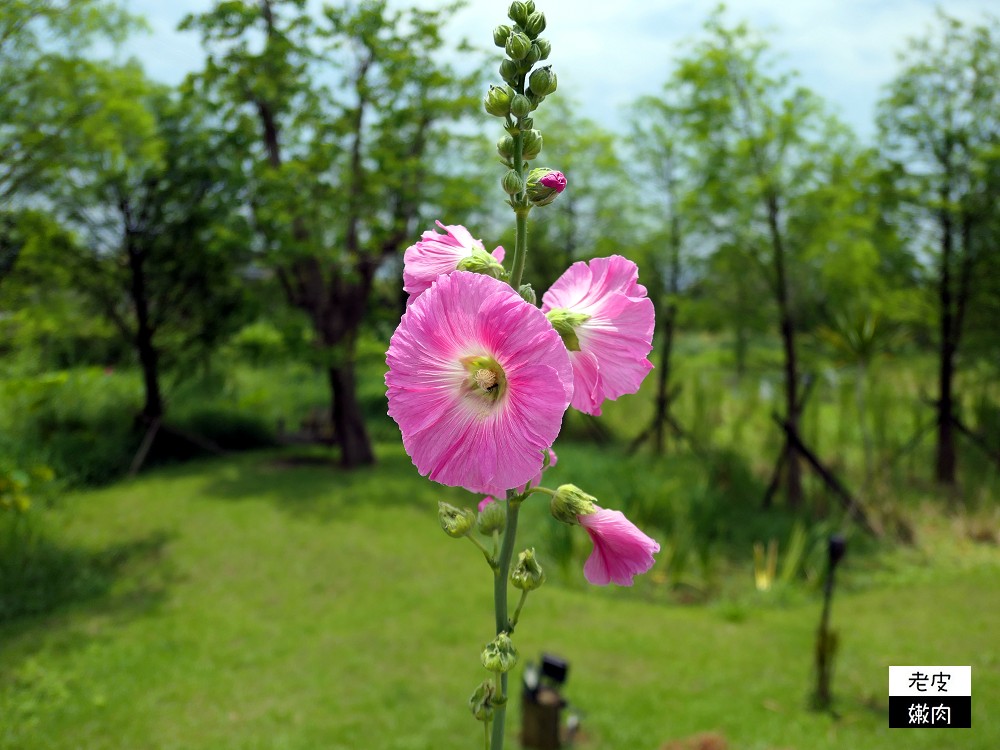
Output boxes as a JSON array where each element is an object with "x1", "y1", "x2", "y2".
[{"x1": 550, "y1": 483, "x2": 597, "y2": 524}]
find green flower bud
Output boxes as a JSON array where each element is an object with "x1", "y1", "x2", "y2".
[
  {"x1": 505, "y1": 31, "x2": 531, "y2": 61},
  {"x1": 529, "y1": 65, "x2": 557, "y2": 96},
  {"x1": 507, "y1": 1, "x2": 528, "y2": 26},
  {"x1": 478, "y1": 499, "x2": 506, "y2": 535},
  {"x1": 511, "y1": 547, "x2": 546, "y2": 591},
  {"x1": 510, "y1": 93, "x2": 531, "y2": 119},
  {"x1": 484, "y1": 85, "x2": 513, "y2": 118},
  {"x1": 525, "y1": 11, "x2": 546, "y2": 37},
  {"x1": 521, "y1": 129, "x2": 543, "y2": 160},
  {"x1": 524, "y1": 0, "x2": 536, "y2": 13},
  {"x1": 519, "y1": 117, "x2": 534, "y2": 132},
  {"x1": 535, "y1": 37, "x2": 552, "y2": 60},
  {"x1": 499, "y1": 59, "x2": 519, "y2": 84},
  {"x1": 550, "y1": 484, "x2": 598, "y2": 525},
  {"x1": 457, "y1": 247, "x2": 507, "y2": 281},
  {"x1": 523, "y1": 43, "x2": 542, "y2": 67},
  {"x1": 501, "y1": 169, "x2": 525, "y2": 195},
  {"x1": 469, "y1": 680, "x2": 497, "y2": 722},
  {"x1": 439, "y1": 501, "x2": 476, "y2": 538},
  {"x1": 518, "y1": 283, "x2": 536, "y2": 305},
  {"x1": 493, "y1": 24, "x2": 512, "y2": 47},
  {"x1": 497, "y1": 134, "x2": 515, "y2": 160},
  {"x1": 481, "y1": 632, "x2": 519, "y2": 673},
  {"x1": 545, "y1": 308, "x2": 590, "y2": 352}
]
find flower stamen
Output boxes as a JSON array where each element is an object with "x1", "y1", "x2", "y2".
[{"x1": 475, "y1": 368, "x2": 498, "y2": 391}]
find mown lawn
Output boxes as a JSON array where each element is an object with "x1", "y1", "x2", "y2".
[{"x1": 1, "y1": 443, "x2": 997, "y2": 749}]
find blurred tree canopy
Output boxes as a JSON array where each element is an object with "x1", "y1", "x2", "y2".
[{"x1": 180, "y1": 0, "x2": 481, "y2": 466}]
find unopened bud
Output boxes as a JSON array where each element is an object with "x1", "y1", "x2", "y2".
[
  {"x1": 507, "y1": 1, "x2": 528, "y2": 26},
  {"x1": 519, "y1": 117, "x2": 534, "y2": 132},
  {"x1": 469, "y1": 680, "x2": 497, "y2": 722},
  {"x1": 550, "y1": 484, "x2": 598, "y2": 525},
  {"x1": 505, "y1": 31, "x2": 531, "y2": 61},
  {"x1": 529, "y1": 65, "x2": 557, "y2": 96},
  {"x1": 525, "y1": 11, "x2": 546, "y2": 37},
  {"x1": 497, "y1": 134, "x2": 515, "y2": 160},
  {"x1": 484, "y1": 85, "x2": 513, "y2": 117},
  {"x1": 511, "y1": 547, "x2": 546, "y2": 591},
  {"x1": 439, "y1": 501, "x2": 476, "y2": 538},
  {"x1": 510, "y1": 93, "x2": 531, "y2": 119},
  {"x1": 523, "y1": 43, "x2": 542, "y2": 67},
  {"x1": 457, "y1": 248, "x2": 507, "y2": 280},
  {"x1": 518, "y1": 283, "x2": 536, "y2": 305},
  {"x1": 524, "y1": 0, "x2": 536, "y2": 12},
  {"x1": 478, "y1": 498, "x2": 506, "y2": 535},
  {"x1": 526, "y1": 167, "x2": 566, "y2": 207},
  {"x1": 521, "y1": 129, "x2": 543, "y2": 160},
  {"x1": 501, "y1": 169, "x2": 525, "y2": 195},
  {"x1": 493, "y1": 24, "x2": 512, "y2": 47},
  {"x1": 546, "y1": 308, "x2": 590, "y2": 351},
  {"x1": 499, "y1": 59, "x2": 518, "y2": 84},
  {"x1": 535, "y1": 38, "x2": 552, "y2": 60},
  {"x1": 481, "y1": 632, "x2": 519, "y2": 673}
]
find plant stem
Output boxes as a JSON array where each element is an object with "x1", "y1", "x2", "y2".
[
  {"x1": 489, "y1": 495, "x2": 522, "y2": 750},
  {"x1": 467, "y1": 533, "x2": 498, "y2": 570},
  {"x1": 509, "y1": 589, "x2": 529, "y2": 631},
  {"x1": 509, "y1": 210, "x2": 529, "y2": 290}
]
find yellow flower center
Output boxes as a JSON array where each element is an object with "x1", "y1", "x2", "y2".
[{"x1": 461, "y1": 355, "x2": 506, "y2": 403}]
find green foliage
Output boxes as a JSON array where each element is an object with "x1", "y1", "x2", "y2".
[{"x1": 0, "y1": 1, "x2": 144, "y2": 201}]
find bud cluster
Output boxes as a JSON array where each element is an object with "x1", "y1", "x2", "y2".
[{"x1": 484, "y1": 0, "x2": 559, "y2": 202}]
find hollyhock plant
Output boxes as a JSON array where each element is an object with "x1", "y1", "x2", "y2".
[
  {"x1": 542, "y1": 255, "x2": 655, "y2": 416},
  {"x1": 385, "y1": 6, "x2": 661, "y2": 748},
  {"x1": 386, "y1": 271, "x2": 572, "y2": 497},
  {"x1": 402, "y1": 221, "x2": 505, "y2": 304}
]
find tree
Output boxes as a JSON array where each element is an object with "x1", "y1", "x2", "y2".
[
  {"x1": 671, "y1": 10, "x2": 878, "y2": 508},
  {"x1": 627, "y1": 96, "x2": 693, "y2": 454},
  {"x1": 878, "y1": 11, "x2": 1000, "y2": 485},
  {"x1": 182, "y1": 0, "x2": 479, "y2": 466},
  {"x1": 18, "y1": 71, "x2": 253, "y2": 422}
]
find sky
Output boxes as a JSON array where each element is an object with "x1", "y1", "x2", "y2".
[{"x1": 123, "y1": 0, "x2": 998, "y2": 142}]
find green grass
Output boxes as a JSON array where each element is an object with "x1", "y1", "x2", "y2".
[{"x1": 2, "y1": 444, "x2": 998, "y2": 750}]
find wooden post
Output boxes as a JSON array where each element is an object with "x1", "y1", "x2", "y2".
[{"x1": 521, "y1": 685, "x2": 563, "y2": 749}]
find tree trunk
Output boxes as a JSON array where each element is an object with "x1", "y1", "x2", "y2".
[
  {"x1": 125, "y1": 229, "x2": 164, "y2": 422},
  {"x1": 766, "y1": 191, "x2": 803, "y2": 507},
  {"x1": 328, "y1": 360, "x2": 375, "y2": 467},
  {"x1": 935, "y1": 205, "x2": 957, "y2": 485},
  {"x1": 653, "y1": 303, "x2": 676, "y2": 454}
]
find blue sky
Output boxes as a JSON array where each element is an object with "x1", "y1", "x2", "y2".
[{"x1": 123, "y1": 0, "x2": 997, "y2": 141}]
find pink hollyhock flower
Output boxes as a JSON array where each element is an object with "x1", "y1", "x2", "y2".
[
  {"x1": 403, "y1": 221, "x2": 505, "y2": 304},
  {"x1": 542, "y1": 255, "x2": 654, "y2": 416},
  {"x1": 579, "y1": 507, "x2": 660, "y2": 586},
  {"x1": 386, "y1": 272, "x2": 572, "y2": 497}
]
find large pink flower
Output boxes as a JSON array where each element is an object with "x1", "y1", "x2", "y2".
[
  {"x1": 579, "y1": 507, "x2": 660, "y2": 586},
  {"x1": 542, "y1": 255, "x2": 654, "y2": 416},
  {"x1": 386, "y1": 272, "x2": 572, "y2": 496},
  {"x1": 403, "y1": 221, "x2": 505, "y2": 303}
]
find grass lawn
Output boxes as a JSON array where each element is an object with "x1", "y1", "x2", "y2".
[{"x1": 1, "y1": 442, "x2": 997, "y2": 749}]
